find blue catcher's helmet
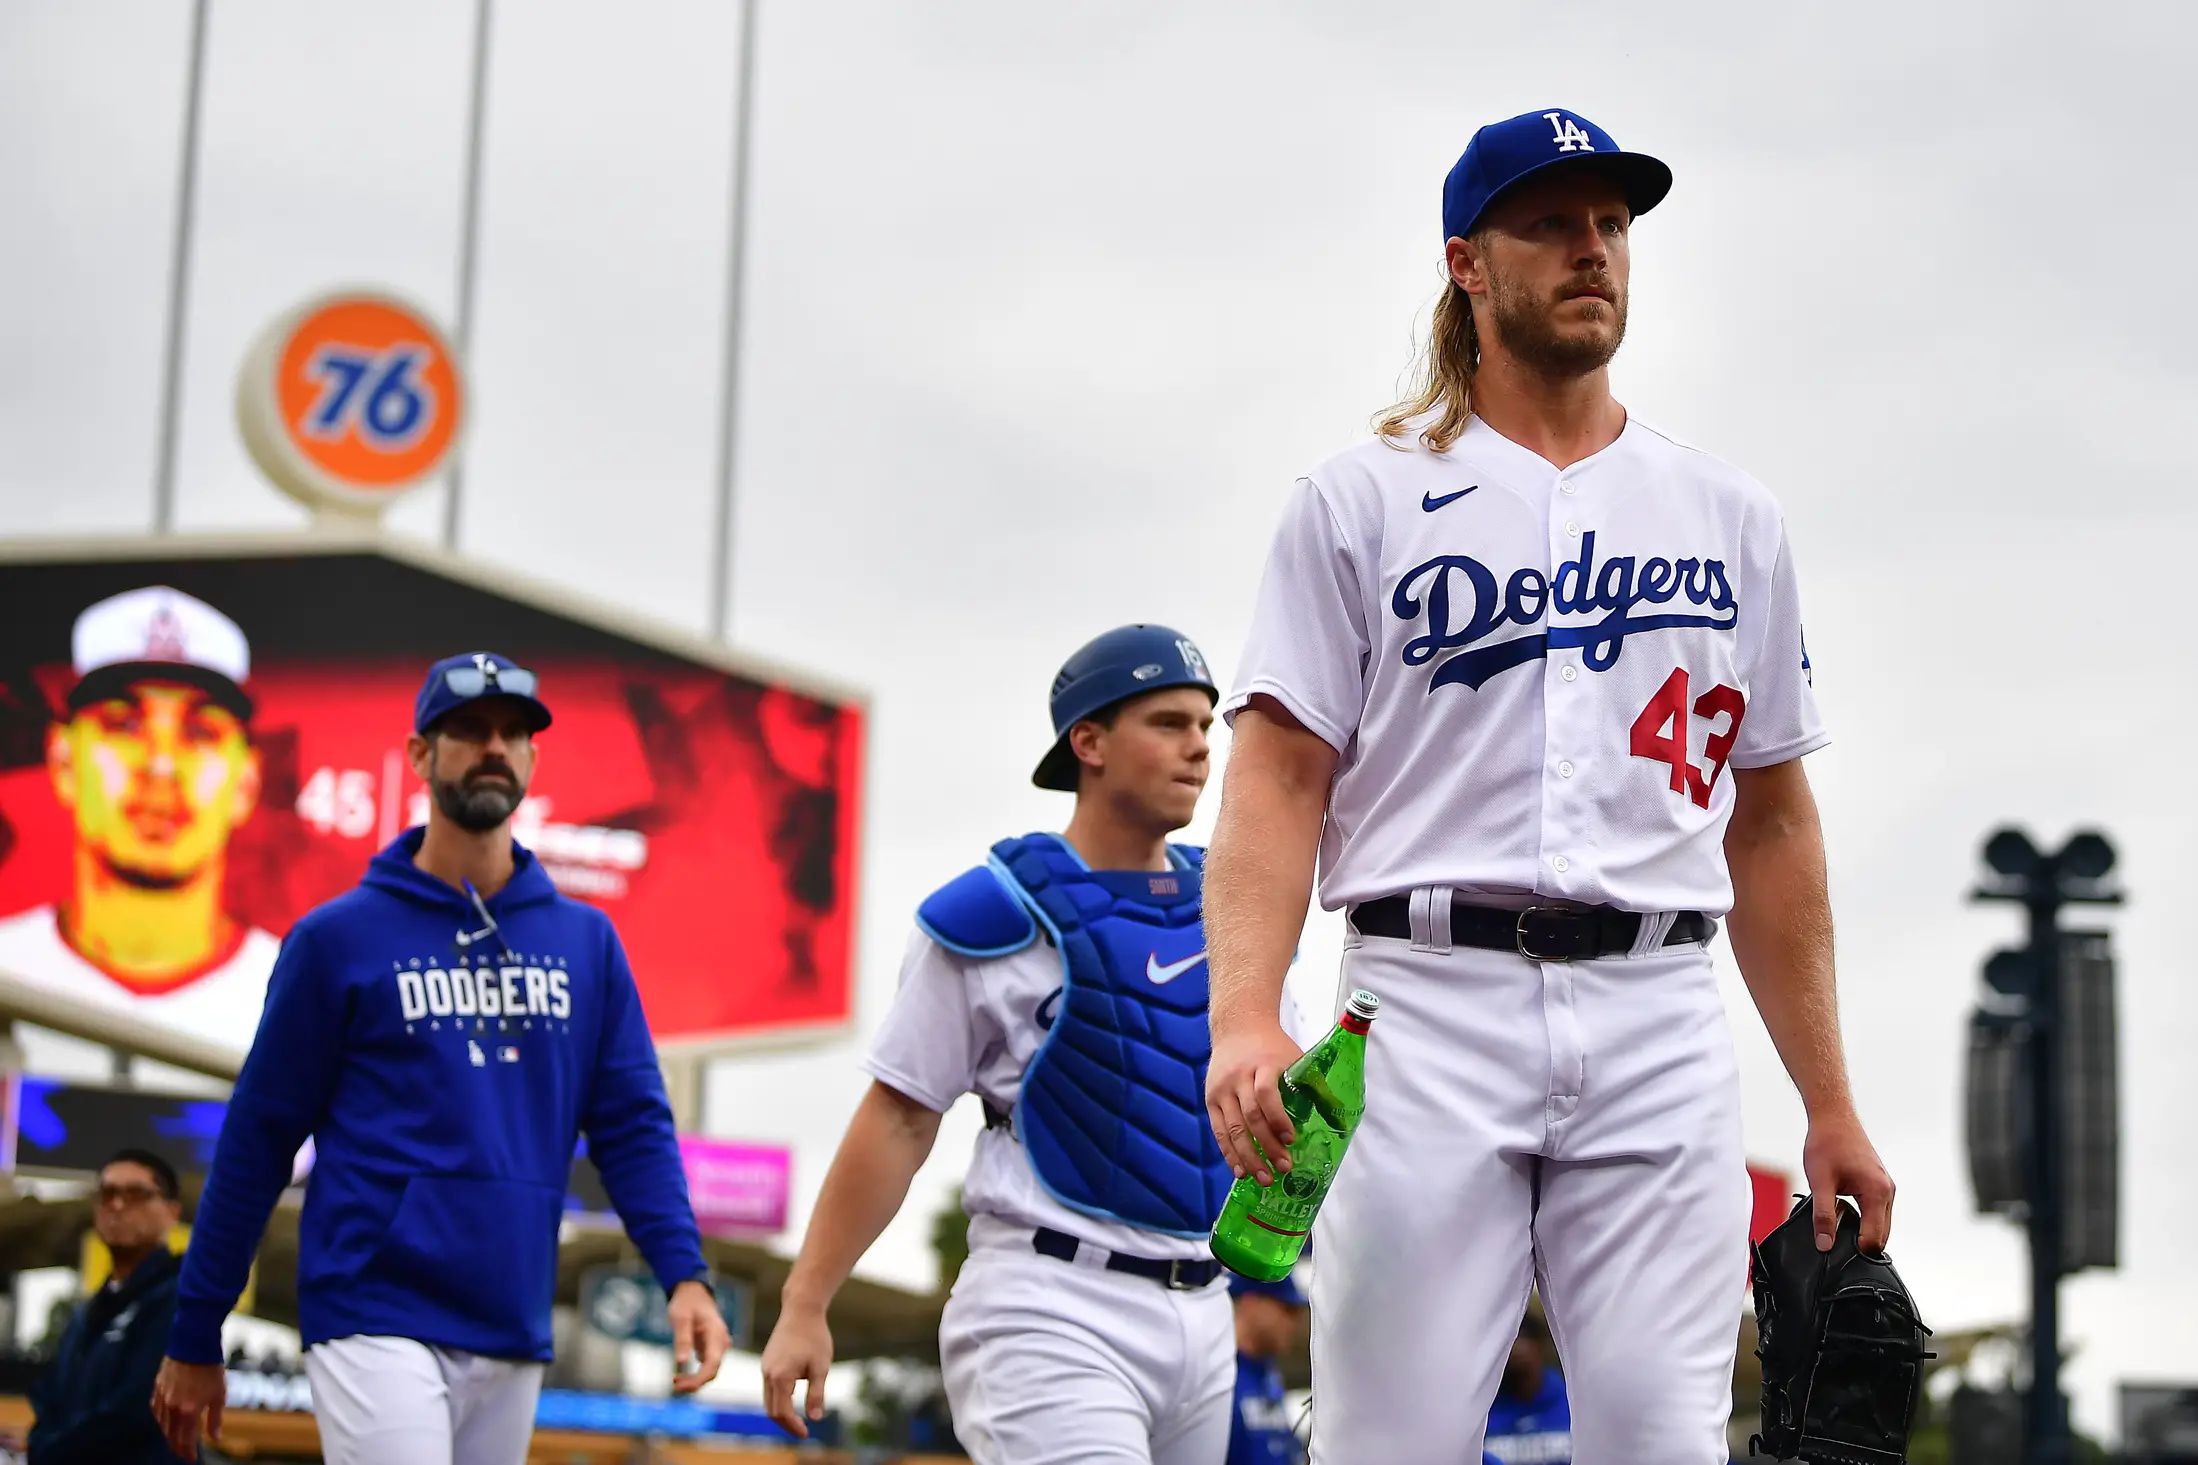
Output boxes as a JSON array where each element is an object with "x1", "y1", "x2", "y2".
[{"x1": 1032, "y1": 624, "x2": 1218, "y2": 791}]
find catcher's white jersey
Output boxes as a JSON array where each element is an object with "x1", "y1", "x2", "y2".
[
  {"x1": 864, "y1": 926, "x2": 1324, "y2": 1263},
  {"x1": 1224, "y1": 415, "x2": 1826, "y2": 916}
]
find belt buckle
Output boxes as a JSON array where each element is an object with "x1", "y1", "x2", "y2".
[
  {"x1": 1515, "y1": 906, "x2": 1590, "y2": 962},
  {"x1": 1165, "y1": 1258, "x2": 1200, "y2": 1291}
]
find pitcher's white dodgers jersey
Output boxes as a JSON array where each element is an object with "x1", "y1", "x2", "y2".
[{"x1": 1225, "y1": 416, "x2": 1826, "y2": 916}]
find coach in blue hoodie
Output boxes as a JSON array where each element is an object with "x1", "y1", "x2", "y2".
[{"x1": 152, "y1": 652, "x2": 726, "y2": 1465}]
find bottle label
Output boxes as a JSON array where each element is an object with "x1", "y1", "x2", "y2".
[{"x1": 1243, "y1": 1135, "x2": 1338, "y2": 1235}]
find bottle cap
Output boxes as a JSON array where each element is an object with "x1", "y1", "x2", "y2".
[{"x1": 1345, "y1": 989, "x2": 1381, "y2": 1021}]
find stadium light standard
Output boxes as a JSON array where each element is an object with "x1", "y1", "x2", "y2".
[{"x1": 1971, "y1": 827, "x2": 2121, "y2": 1465}]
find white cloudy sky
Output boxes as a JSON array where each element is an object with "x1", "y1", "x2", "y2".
[{"x1": 5, "y1": 0, "x2": 2195, "y2": 1440}]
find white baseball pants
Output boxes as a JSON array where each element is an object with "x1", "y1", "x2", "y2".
[
  {"x1": 304, "y1": 1334, "x2": 543, "y2": 1465},
  {"x1": 1308, "y1": 921, "x2": 1750, "y2": 1464},
  {"x1": 940, "y1": 1228, "x2": 1235, "y2": 1464}
]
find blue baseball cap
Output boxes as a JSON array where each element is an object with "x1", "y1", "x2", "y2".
[
  {"x1": 1228, "y1": 1270, "x2": 1307, "y2": 1307},
  {"x1": 1442, "y1": 107, "x2": 1672, "y2": 242},
  {"x1": 414, "y1": 651, "x2": 553, "y2": 734},
  {"x1": 1033, "y1": 624, "x2": 1218, "y2": 791}
]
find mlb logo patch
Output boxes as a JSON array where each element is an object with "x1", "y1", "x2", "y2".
[{"x1": 497, "y1": 1046, "x2": 521, "y2": 1064}]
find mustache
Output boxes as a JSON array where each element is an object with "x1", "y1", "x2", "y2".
[
  {"x1": 1555, "y1": 273, "x2": 1618, "y2": 304},
  {"x1": 465, "y1": 763, "x2": 518, "y2": 784}
]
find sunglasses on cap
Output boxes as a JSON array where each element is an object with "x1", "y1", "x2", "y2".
[{"x1": 441, "y1": 664, "x2": 540, "y2": 699}]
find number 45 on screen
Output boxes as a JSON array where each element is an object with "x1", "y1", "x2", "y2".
[{"x1": 295, "y1": 767, "x2": 382, "y2": 840}]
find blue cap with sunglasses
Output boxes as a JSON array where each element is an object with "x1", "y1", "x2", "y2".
[
  {"x1": 415, "y1": 651, "x2": 553, "y2": 734},
  {"x1": 1442, "y1": 107, "x2": 1673, "y2": 243}
]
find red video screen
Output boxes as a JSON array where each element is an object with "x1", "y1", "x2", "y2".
[{"x1": 0, "y1": 547, "x2": 863, "y2": 1053}]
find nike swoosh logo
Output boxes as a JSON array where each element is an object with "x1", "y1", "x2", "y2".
[
  {"x1": 1146, "y1": 951, "x2": 1207, "y2": 985},
  {"x1": 1422, "y1": 486, "x2": 1478, "y2": 512}
]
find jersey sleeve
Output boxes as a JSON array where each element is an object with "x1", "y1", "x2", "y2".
[
  {"x1": 1221, "y1": 476, "x2": 1370, "y2": 754},
  {"x1": 1729, "y1": 523, "x2": 1829, "y2": 768},
  {"x1": 860, "y1": 927, "x2": 991, "y2": 1114}
]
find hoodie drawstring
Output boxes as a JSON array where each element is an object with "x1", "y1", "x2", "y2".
[{"x1": 456, "y1": 880, "x2": 518, "y2": 963}]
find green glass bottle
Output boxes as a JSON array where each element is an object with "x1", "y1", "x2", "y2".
[{"x1": 1208, "y1": 988, "x2": 1380, "y2": 1282}]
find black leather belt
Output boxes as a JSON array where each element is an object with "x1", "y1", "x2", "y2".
[
  {"x1": 1032, "y1": 1227, "x2": 1222, "y2": 1291},
  {"x1": 1347, "y1": 895, "x2": 1712, "y2": 961}
]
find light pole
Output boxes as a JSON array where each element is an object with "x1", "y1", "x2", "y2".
[{"x1": 1971, "y1": 827, "x2": 2120, "y2": 1465}]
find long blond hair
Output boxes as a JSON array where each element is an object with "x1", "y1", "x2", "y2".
[{"x1": 1375, "y1": 275, "x2": 1480, "y2": 454}]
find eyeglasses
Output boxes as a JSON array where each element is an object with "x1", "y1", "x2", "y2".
[
  {"x1": 98, "y1": 1182, "x2": 167, "y2": 1207},
  {"x1": 443, "y1": 664, "x2": 539, "y2": 699}
]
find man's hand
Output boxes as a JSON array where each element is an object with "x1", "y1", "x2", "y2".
[
  {"x1": 760, "y1": 1302, "x2": 835, "y2": 1439},
  {"x1": 1803, "y1": 1107, "x2": 1896, "y2": 1253},
  {"x1": 1206, "y1": 1020, "x2": 1303, "y2": 1186},
  {"x1": 667, "y1": 1279, "x2": 731, "y2": 1394},
  {"x1": 151, "y1": 1357, "x2": 225, "y2": 1459}
]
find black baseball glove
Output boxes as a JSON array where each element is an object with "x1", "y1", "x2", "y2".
[{"x1": 1750, "y1": 1193, "x2": 1932, "y2": 1464}]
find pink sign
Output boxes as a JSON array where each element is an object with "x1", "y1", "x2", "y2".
[{"x1": 679, "y1": 1136, "x2": 791, "y2": 1236}]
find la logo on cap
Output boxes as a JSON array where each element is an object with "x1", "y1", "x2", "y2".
[{"x1": 1544, "y1": 112, "x2": 1596, "y2": 153}]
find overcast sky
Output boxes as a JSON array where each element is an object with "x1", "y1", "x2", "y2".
[{"x1": 5, "y1": 0, "x2": 2195, "y2": 1440}]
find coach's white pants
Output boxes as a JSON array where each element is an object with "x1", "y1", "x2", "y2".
[
  {"x1": 941, "y1": 1226, "x2": 1235, "y2": 1465},
  {"x1": 1309, "y1": 927, "x2": 1749, "y2": 1464},
  {"x1": 305, "y1": 1334, "x2": 543, "y2": 1465}
]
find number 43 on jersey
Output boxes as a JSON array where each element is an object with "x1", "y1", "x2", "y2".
[{"x1": 1630, "y1": 668, "x2": 1745, "y2": 809}]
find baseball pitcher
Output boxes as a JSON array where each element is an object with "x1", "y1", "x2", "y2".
[{"x1": 1201, "y1": 108, "x2": 1896, "y2": 1462}]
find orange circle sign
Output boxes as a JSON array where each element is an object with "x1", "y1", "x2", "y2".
[{"x1": 237, "y1": 290, "x2": 466, "y2": 514}]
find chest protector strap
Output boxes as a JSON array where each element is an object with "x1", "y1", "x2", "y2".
[{"x1": 988, "y1": 833, "x2": 1231, "y2": 1239}]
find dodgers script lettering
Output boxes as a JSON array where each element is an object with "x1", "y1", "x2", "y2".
[{"x1": 1392, "y1": 532, "x2": 1738, "y2": 691}]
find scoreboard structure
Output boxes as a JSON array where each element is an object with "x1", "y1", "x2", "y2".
[{"x1": 0, "y1": 528, "x2": 867, "y2": 1063}]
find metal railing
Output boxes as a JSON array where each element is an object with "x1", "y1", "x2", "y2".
[{"x1": 0, "y1": 970, "x2": 244, "y2": 1083}]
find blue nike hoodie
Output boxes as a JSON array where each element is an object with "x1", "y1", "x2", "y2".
[{"x1": 169, "y1": 829, "x2": 705, "y2": 1364}]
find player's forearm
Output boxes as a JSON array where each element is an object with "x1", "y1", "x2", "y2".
[
  {"x1": 587, "y1": 1084, "x2": 710, "y2": 1293},
  {"x1": 1724, "y1": 762, "x2": 1852, "y2": 1119},
  {"x1": 1206, "y1": 702, "x2": 1334, "y2": 1038},
  {"x1": 778, "y1": 1082, "x2": 942, "y2": 1316},
  {"x1": 170, "y1": 1108, "x2": 305, "y2": 1362}
]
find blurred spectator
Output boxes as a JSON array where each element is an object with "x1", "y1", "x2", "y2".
[
  {"x1": 28, "y1": 1150, "x2": 190, "y2": 1465},
  {"x1": 1484, "y1": 1316, "x2": 1570, "y2": 1465},
  {"x1": 1228, "y1": 1272, "x2": 1308, "y2": 1465}
]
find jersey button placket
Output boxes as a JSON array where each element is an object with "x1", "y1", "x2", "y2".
[
  {"x1": 1539, "y1": 475, "x2": 1585, "y2": 901},
  {"x1": 1539, "y1": 477, "x2": 1588, "y2": 1143},
  {"x1": 1543, "y1": 468, "x2": 1588, "y2": 1144}
]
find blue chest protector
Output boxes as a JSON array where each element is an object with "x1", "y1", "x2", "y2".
[{"x1": 916, "y1": 833, "x2": 1233, "y2": 1238}]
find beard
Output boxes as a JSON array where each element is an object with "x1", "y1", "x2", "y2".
[
  {"x1": 431, "y1": 764, "x2": 527, "y2": 833},
  {"x1": 1486, "y1": 265, "x2": 1628, "y2": 378}
]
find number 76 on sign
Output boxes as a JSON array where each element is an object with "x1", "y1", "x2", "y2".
[{"x1": 303, "y1": 343, "x2": 436, "y2": 451}]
